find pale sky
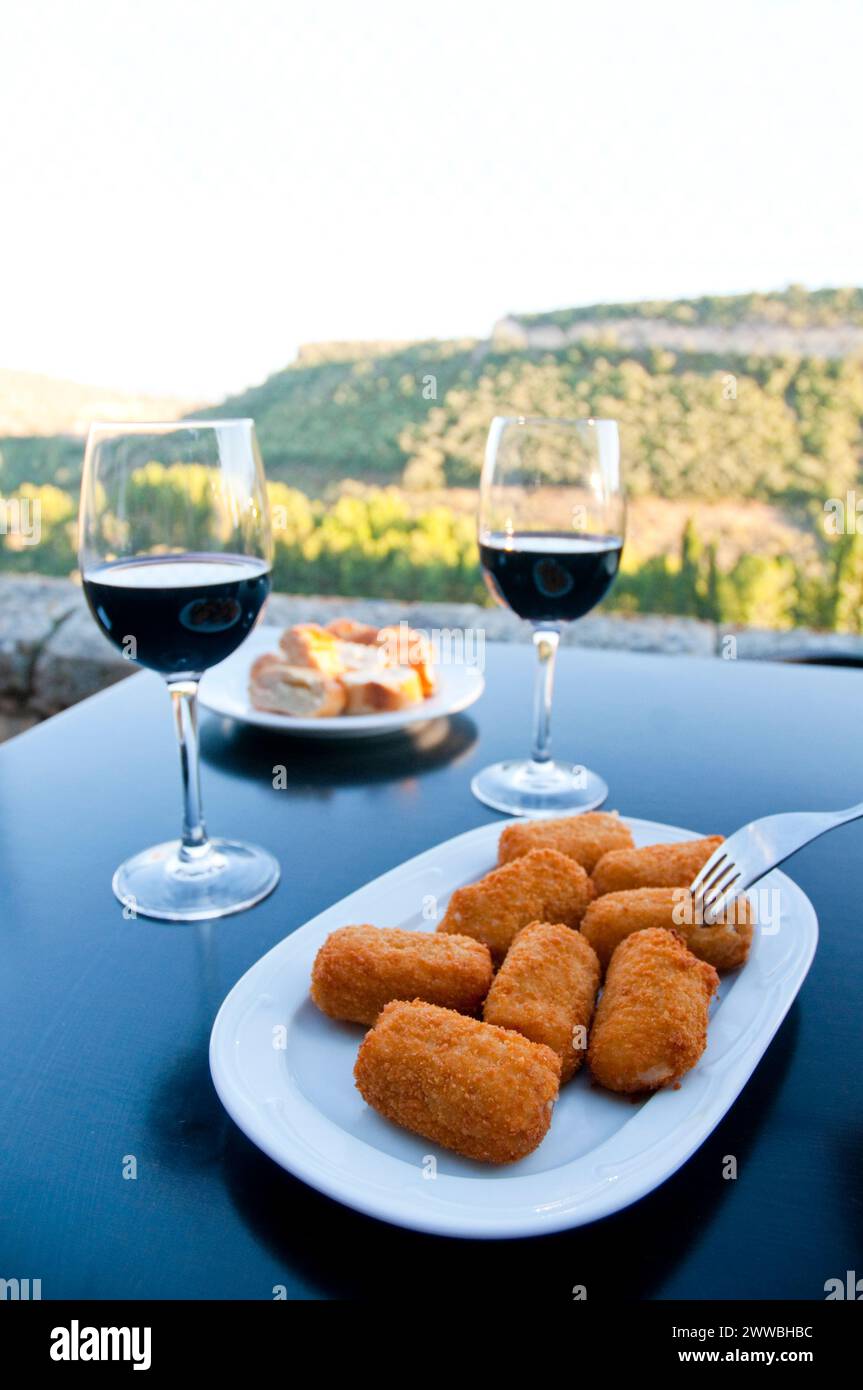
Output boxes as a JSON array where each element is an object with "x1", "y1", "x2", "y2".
[{"x1": 1, "y1": 0, "x2": 861, "y2": 400}]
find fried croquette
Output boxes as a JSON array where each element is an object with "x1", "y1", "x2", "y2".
[
  {"x1": 591, "y1": 835, "x2": 724, "y2": 896},
  {"x1": 310, "y1": 925, "x2": 492, "y2": 1025},
  {"x1": 498, "y1": 812, "x2": 634, "y2": 874},
  {"x1": 483, "y1": 921, "x2": 600, "y2": 1081},
  {"x1": 437, "y1": 848, "x2": 595, "y2": 965},
  {"x1": 587, "y1": 928, "x2": 719, "y2": 1094},
  {"x1": 354, "y1": 999, "x2": 561, "y2": 1163},
  {"x1": 581, "y1": 887, "x2": 753, "y2": 973}
]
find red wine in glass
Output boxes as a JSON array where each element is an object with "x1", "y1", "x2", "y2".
[
  {"x1": 79, "y1": 420, "x2": 279, "y2": 922},
  {"x1": 479, "y1": 531, "x2": 622, "y2": 624},
  {"x1": 472, "y1": 416, "x2": 625, "y2": 816},
  {"x1": 83, "y1": 553, "x2": 271, "y2": 678}
]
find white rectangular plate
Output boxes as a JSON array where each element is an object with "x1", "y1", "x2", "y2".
[{"x1": 209, "y1": 817, "x2": 818, "y2": 1239}]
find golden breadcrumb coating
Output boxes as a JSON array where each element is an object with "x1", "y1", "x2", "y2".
[
  {"x1": 310, "y1": 925, "x2": 492, "y2": 1025},
  {"x1": 587, "y1": 928, "x2": 719, "y2": 1094},
  {"x1": 483, "y1": 921, "x2": 600, "y2": 1081},
  {"x1": 437, "y1": 848, "x2": 595, "y2": 965},
  {"x1": 498, "y1": 812, "x2": 634, "y2": 874},
  {"x1": 354, "y1": 999, "x2": 561, "y2": 1164},
  {"x1": 581, "y1": 887, "x2": 753, "y2": 973},
  {"x1": 591, "y1": 836, "x2": 724, "y2": 896}
]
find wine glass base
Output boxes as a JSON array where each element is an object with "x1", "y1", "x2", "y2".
[
  {"x1": 112, "y1": 839, "x2": 281, "y2": 922},
  {"x1": 471, "y1": 760, "x2": 608, "y2": 817}
]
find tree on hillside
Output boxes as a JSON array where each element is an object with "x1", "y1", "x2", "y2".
[
  {"x1": 678, "y1": 518, "x2": 703, "y2": 617},
  {"x1": 833, "y1": 531, "x2": 863, "y2": 633},
  {"x1": 719, "y1": 554, "x2": 798, "y2": 630}
]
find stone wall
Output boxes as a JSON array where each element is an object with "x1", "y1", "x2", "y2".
[{"x1": 1, "y1": 574, "x2": 862, "y2": 741}]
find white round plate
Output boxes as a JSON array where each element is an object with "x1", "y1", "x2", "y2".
[
  {"x1": 209, "y1": 817, "x2": 818, "y2": 1239},
  {"x1": 199, "y1": 627, "x2": 484, "y2": 738}
]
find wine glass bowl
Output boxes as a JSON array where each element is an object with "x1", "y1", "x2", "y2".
[
  {"x1": 472, "y1": 416, "x2": 625, "y2": 816},
  {"x1": 79, "y1": 420, "x2": 280, "y2": 921}
]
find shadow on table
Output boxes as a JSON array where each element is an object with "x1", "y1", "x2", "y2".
[
  {"x1": 199, "y1": 713, "x2": 479, "y2": 791},
  {"x1": 143, "y1": 922, "x2": 241, "y2": 1170},
  {"x1": 834, "y1": 1128, "x2": 863, "y2": 1248},
  {"x1": 220, "y1": 1005, "x2": 801, "y2": 1300}
]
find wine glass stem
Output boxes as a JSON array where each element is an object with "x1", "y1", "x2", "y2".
[
  {"x1": 168, "y1": 680, "x2": 210, "y2": 860},
  {"x1": 530, "y1": 626, "x2": 560, "y2": 766}
]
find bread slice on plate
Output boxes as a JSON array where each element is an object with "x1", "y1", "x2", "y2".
[
  {"x1": 249, "y1": 654, "x2": 346, "y2": 718},
  {"x1": 376, "y1": 625, "x2": 436, "y2": 697},
  {"x1": 340, "y1": 666, "x2": 424, "y2": 715},
  {"x1": 325, "y1": 618, "x2": 380, "y2": 645},
  {"x1": 279, "y1": 624, "x2": 384, "y2": 678}
]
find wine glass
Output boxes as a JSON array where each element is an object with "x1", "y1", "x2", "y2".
[
  {"x1": 79, "y1": 420, "x2": 280, "y2": 921},
  {"x1": 472, "y1": 416, "x2": 625, "y2": 816}
]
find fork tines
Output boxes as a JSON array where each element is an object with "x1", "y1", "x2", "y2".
[{"x1": 690, "y1": 847, "x2": 743, "y2": 924}]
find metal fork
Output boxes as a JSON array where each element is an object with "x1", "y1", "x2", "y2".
[{"x1": 690, "y1": 800, "x2": 863, "y2": 924}]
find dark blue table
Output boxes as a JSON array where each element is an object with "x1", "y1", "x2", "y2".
[{"x1": 1, "y1": 644, "x2": 861, "y2": 1301}]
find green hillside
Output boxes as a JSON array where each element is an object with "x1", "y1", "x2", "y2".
[
  {"x1": 5, "y1": 338, "x2": 862, "y2": 507},
  {"x1": 5, "y1": 286, "x2": 863, "y2": 504},
  {"x1": 201, "y1": 334, "x2": 863, "y2": 507},
  {"x1": 3, "y1": 286, "x2": 863, "y2": 632},
  {"x1": 512, "y1": 284, "x2": 863, "y2": 331},
  {"x1": 198, "y1": 339, "x2": 481, "y2": 490},
  {"x1": 0, "y1": 367, "x2": 193, "y2": 437}
]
